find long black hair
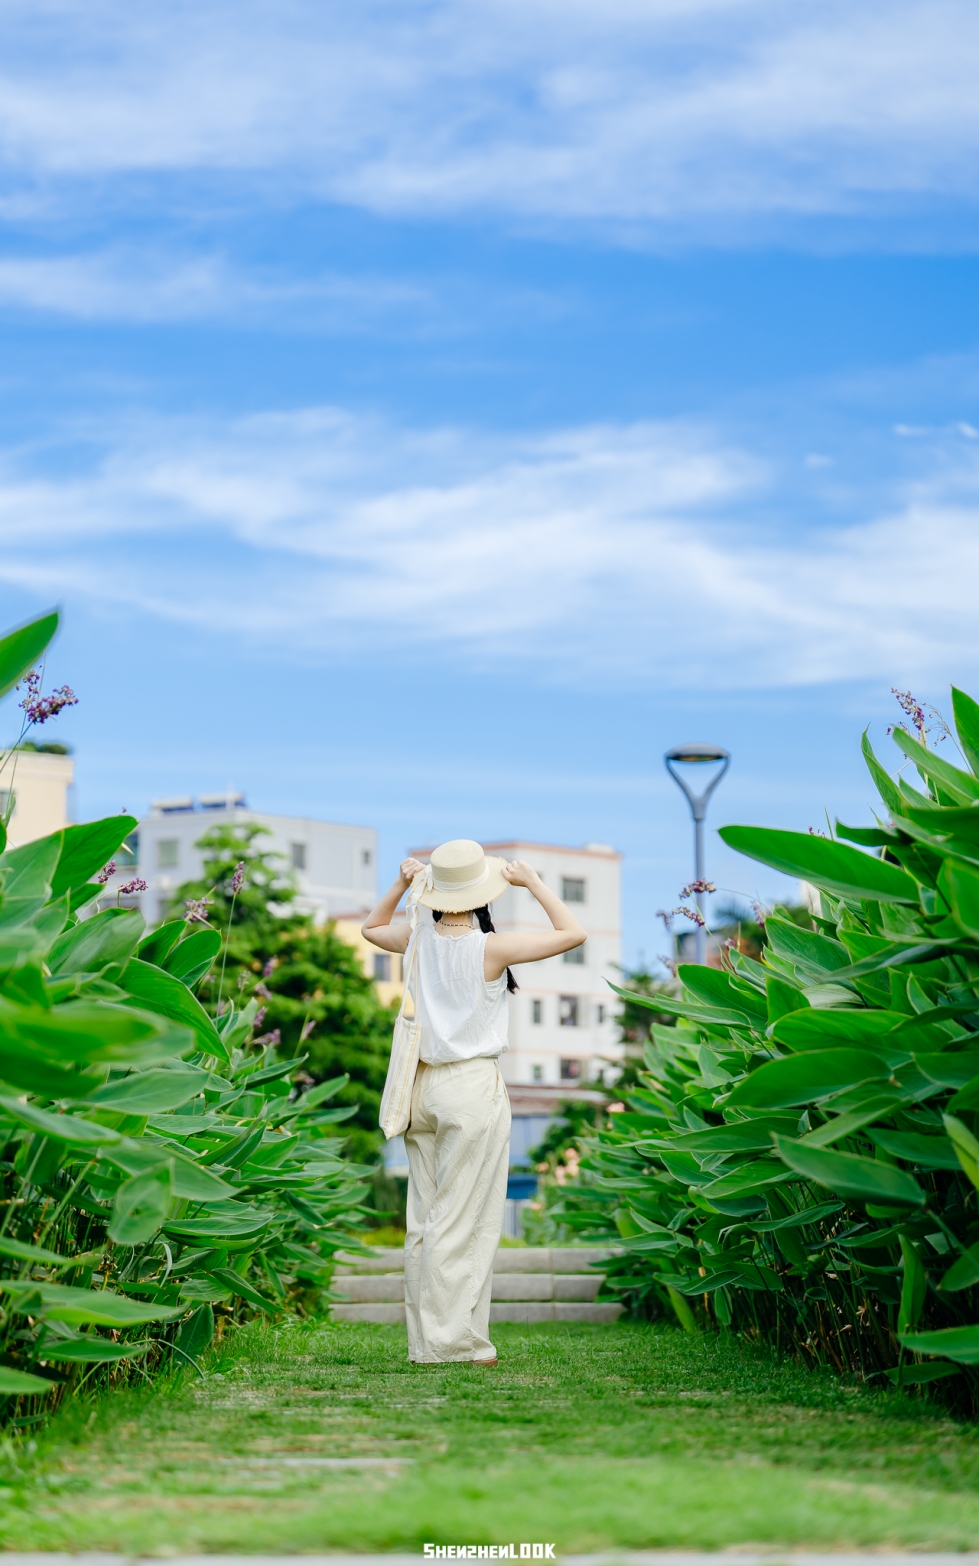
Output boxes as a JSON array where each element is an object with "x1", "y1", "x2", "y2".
[{"x1": 433, "y1": 904, "x2": 518, "y2": 993}]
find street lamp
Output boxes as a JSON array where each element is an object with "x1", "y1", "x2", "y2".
[{"x1": 665, "y1": 742, "x2": 730, "y2": 966}]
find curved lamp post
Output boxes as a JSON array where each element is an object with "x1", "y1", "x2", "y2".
[{"x1": 665, "y1": 742, "x2": 730, "y2": 965}]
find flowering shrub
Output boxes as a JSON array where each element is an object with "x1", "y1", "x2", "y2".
[
  {"x1": 0, "y1": 613, "x2": 370, "y2": 1414},
  {"x1": 559, "y1": 687, "x2": 979, "y2": 1403}
]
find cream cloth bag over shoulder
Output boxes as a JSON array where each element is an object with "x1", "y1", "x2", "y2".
[{"x1": 379, "y1": 880, "x2": 425, "y2": 1140}]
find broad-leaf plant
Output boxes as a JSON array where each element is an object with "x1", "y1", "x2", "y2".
[
  {"x1": 0, "y1": 613, "x2": 369, "y2": 1413},
  {"x1": 561, "y1": 688, "x2": 979, "y2": 1401}
]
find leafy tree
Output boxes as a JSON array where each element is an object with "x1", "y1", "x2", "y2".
[{"x1": 171, "y1": 823, "x2": 396, "y2": 1162}]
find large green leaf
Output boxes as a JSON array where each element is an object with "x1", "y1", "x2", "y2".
[
  {"x1": 719, "y1": 826, "x2": 920, "y2": 904},
  {"x1": 901, "y1": 1326, "x2": 979, "y2": 1365},
  {"x1": 0, "y1": 1095, "x2": 123, "y2": 1146},
  {"x1": 0, "y1": 834, "x2": 61, "y2": 900},
  {"x1": 0, "y1": 997, "x2": 185, "y2": 1063},
  {"x1": 940, "y1": 858, "x2": 979, "y2": 941},
  {"x1": 0, "y1": 611, "x2": 59, "y2": 700},
  {"x1": 772, "y1": 1135, "x2": 926, "y2": 1206},
  {"x1": 0, "y1": 1281, "x2": 183, "y2": 1327},
  {"x1": 891, "y1": 725, "x2": 979, "y2": 804},
  {"x1": 898, "y1": 1235, "x2": 926, "y2": 1334},
  {"x1": 699, "y1": 1160, "x2": 793, "y2": 1199},
  {"x1": 121, "y1": 959, "x2": 225, "y2": 1057},
  {"x1": 660, "y1": 1117, "x2": 801, "y2": 1154},
  {"x1": 915, "y1": 1053, "x2": 979, "y2": 1088},
  {"x1": 943, "y1": 1114, "x2": 979, "y2": 1189},
  {"x1": 162, "y1": 928, "x2": 222, "y2": 987},
  {"x1": 47, "y1": 908, "x2": 145, "y2": 976},
  {"x1": 676, "y1": 966, "x2": 767, "y2": 1022},
  {"x1": 137, "y1": 920, "x2": 187, "y2": 965},
  {"x1": 40, "y1": 1336, "x2": 154, "y2": 1363},
  {"x1": 952, "y1": 687, "x2": 979, "y2": 777},
  {"x1": 52, "y1": 816, "x2": 137, "y2": 897},
  {"x1": 108, "y1": 1162, "x2": 173, "y2": 1245},
  {"x1": 102, "y1": 1143, "x2": 236, "y2": 1201},
  {"x1": 0, "y1": 1235, "x2": 66, "y2": 1265},
  {"x1": 163, "y1": 1204, "x2": 271, "y2": 1241},
  {"x1": 772, "y1": 1010, "x2": 918, "y2": 1064},
  {"x1": 938, "y1": 1244, "x2": 979, "y2": 1293},
  {"x1": 175, "y1": 1303, "x2": 214, "y2": 1358},
  {"x1": 84, "y1": 1066, "x2": 207, "y2": 1113},
  {"x1": 760, "y1": 917, "x2": 853, "y2": 976},
  {"x1": 0, "y1": 1366, "x2": 60, "y2": 1396},
  {"x1": 861, "y1": 731, "x2": 904, "y2": 815},
  {"x1": 724, "y1": 1050, "x2": 890, "y2": 1110},
  {"x1": 868, "y1": 1128, "x2": 961, "y2": 1169},
  {"x1": 207, "y1": 1267, "x2": 277, "y2": 1316}
]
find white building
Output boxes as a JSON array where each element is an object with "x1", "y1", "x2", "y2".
[
  {"x1": 109, "y1": 795, "x2": 376, "y2": 926},
  {"x1": 0, "y1": 747, "x2": 74, "y2": 848}
]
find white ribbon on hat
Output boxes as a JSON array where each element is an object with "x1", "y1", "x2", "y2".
[{"x1": 405, "y1": 866, "x2": 433, "y2": 930}]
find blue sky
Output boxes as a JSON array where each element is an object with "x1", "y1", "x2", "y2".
[{"x1": 3, "y1": 0, "x2": 979, "y2": 968}]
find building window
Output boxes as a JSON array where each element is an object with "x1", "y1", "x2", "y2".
[
  {"x1": 532, "y1": 1063, "x2": 543, "y2": 1083},
  {"x1": 562, "y1": 877, "x2": 585, "y2": 903},
  {"x1": 559, "y1": 995, "x2": 579, "y2": 1027},
  {"x1": 563, "y1": 944, "x2": 585, "y2": 964},
  {"x1": 373, "y1": 953, "x2": 391, "y2": 982},
  {"x1": 157, "y1": 838, "x2": 178, "y2": 868},
  {"x1": 531, "y1": 998, "x2": 542, "y2": 1025},
  {"x1": 560, "y1": 1058, "x2": 582, "y2": 1081},
  {"x1": 596, "y1": 1003, "x2": 605, "y2": 1024},
  {"x1": 362, "y1": 848, "x2": 372, "y2": 866},
  {"x1": 290, "y1": 841, "x2": 307, "y2": 871}
]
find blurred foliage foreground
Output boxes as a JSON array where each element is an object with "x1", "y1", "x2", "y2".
[
  {"x1": 0, "y1": 611, "x2": 370, "y2": 1429},
  {"x1": 558, "y1": 688, "x2": 979, "y2": 1411}
]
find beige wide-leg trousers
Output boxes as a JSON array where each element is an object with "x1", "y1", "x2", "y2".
[{"x1": 404, "y1": 1056, "x2": 511, "y2": 1363}]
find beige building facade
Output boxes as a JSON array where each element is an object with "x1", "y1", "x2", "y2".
[{"x1": 0, "y1": 748, "x2": 74, "y2": 848}]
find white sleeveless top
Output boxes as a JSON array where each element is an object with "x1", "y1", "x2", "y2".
[{"x1": 410, "y1": 921, "x2": 509, "y2": 1066}]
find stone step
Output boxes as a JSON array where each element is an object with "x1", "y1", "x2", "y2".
[
  {"x1": 333, "y1": 1272, "x2": 605, "y2": 1305},
  {"x1": 334, "y1": 1246, "x2": 614, "y2": 1277},
  {"x1": 330, "y1": 1301, "x2": 622, "y2": 1327}
]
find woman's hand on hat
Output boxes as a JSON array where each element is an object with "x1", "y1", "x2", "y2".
[
  {"x1": 400, "y1": 857, "x2": 426, "y2": 884},
  {"x1": 502, "y1": 860, "x2": 540, "y2": 889}
]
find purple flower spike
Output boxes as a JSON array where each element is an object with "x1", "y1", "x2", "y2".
[
  {"x1": 96, "y1": 860, "x2": 117, "y2": 885},
  {"x1": 263, "y1": 958, "x2": 276, "y2": 978},
  {"x1": 185, "y1": 895, "x2": 214, "y2": 924},
  {"x1": 253, "y1": 1006, "x2": 267, "y2": 1030},
  {"x1": 676, "y1": 904, "x2": 706, "y2": 928},
  {"x1": 230, "y1": 860, "x2": 245, "y2": 895},
  {"x1": 655, "y1": 908, "x2": 674, "y2": 933},
  {"x1": 299, "y1": 1018, "x2": 318, "y2": 1042},
  {"x1": 254, "y1": 1028, "x2": 281, "y2": 1047},
  {"x1": 118, "y1": 878, "x2": 147, "y2": 894},
  {"x1": 751, "y1": 902, "x2": 768, "y2": 928},
  {"x1": 19, "y1": 671, "x2": 79, "y2": 727},
  {"x1": 892, "y1": 687, "x2": 928, "y2": 739},
  {"x1": 679, "y1": 879, "x2": 716, "y2": 898}
]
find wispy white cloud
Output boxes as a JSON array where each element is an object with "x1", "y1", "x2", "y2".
[
  {"x1": 0, "y1": 250, "x2": 426, "y2": 323},
  {"x1": 1, "y1": 403, "x2": 977, "y2": 689},
  {"x1": 2, "y1": 1, "x2": 979, "y2": 230}
]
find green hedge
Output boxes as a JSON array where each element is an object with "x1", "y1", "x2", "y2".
[
  {"x1": 559, "y1": 688, "x2": 979, "y2": 1402},
  {"x1": 0, "y1": 613, "x2": 369, "y2": 1416}
]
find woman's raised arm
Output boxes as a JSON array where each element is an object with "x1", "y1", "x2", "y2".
[
  {"x1": 484, "y1": 861, "x2": 586, "y2": 980},
  {"x1": 360, "y1": 857, "x2": 424, "y2": 955}
]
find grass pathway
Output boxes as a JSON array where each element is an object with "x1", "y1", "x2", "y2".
[{"x1": 2, "y1": 1321, "x2": 979, "y2": 1552}]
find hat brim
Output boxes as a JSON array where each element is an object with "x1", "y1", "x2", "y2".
[{"x1": 411, "y1": 855, "x2": 510, "y2": 912}]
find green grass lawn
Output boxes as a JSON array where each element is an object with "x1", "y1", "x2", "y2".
[{"x1": 3, "y1": 1319, "x2": 979, "y2": 1552}]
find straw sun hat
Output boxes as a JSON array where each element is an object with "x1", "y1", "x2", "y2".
[{"x1": 411, "y1": 839, "x2": 510, "y2": 913}]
